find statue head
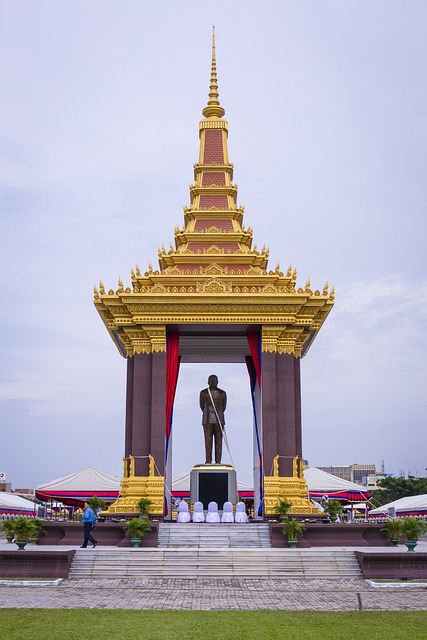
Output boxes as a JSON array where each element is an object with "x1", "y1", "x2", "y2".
[{"x1": 208, "y1": 374, "x2": 218, "y2": 389}]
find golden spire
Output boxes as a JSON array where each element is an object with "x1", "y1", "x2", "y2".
[{"x1": 202, "y1": 26, "x2": 225, "y2": 119}]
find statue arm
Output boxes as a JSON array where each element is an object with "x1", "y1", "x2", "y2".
[{"x1": 199, "y1": 390, "x2": 205, "y2": 411}]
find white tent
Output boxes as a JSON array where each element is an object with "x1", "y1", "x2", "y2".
[
  {"x1": 0, "y1": 492, "x2": 37, "y2": 515},
  {"x1": 304, "y1": 467, "x2": 370, "y2": 499},
  {"x1": 35, "y1": 466, "x2": 120, "y2": 505},
  {"x1": 369, "y1": 494, "x2": 427, "y2": 516}
]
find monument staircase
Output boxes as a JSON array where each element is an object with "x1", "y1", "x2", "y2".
[{"x1": 68, "y1": 523, "x2": 362, "y2": 580}]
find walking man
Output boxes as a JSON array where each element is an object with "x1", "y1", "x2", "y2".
[{"x1": 80, "y1": 501, "x2": 98, "y2": 548}]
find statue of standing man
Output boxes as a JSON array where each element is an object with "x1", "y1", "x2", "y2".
[{"x1": 199, "y1": 374, "x2": 227, "y2": 464}]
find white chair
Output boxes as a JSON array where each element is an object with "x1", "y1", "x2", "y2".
[
  {"x1": 221, "y1": 501, "x2": 235, "y2": 523},
  {"x1": 235, "y1": 501, "x2": 249, "y2": 523},
  {"x1": 192, "y1": 501, "x2": 205, "y2": 523},
  {"x1": 206, "y1": 501, "x2": 220, "y2": 523},
  {"x1": 176, "y1": 501, "x2": 191, "y2": 523}
]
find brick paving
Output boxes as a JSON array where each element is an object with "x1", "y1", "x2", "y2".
[
  {"x1": 0, "y1": 577, "x2": 426, "y2": 610},
  {"x1": 1, "y1": 539, "x2": 427, "y2": 611}
]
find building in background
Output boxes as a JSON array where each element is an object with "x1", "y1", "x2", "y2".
[{"x1": 317, "y1": 464, "x2": 377, "y2": 485}]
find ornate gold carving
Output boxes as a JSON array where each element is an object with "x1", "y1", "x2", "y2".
[
  {"x1": 273, "y1": 455, "x2": 279, "y2": 477},
  {"x1": 205, "y1": 245, "x2": 223, "y2": 254},
  {"x1": 292, "y1": 455, "x2": 299, "y2": 478},
  {"x1": 108, "y1": 473, "x2": 164, "y2": 515},
  {"x1": 202, "y1": 263, "x2": 228, "y2": 275},
  {"x1": 149, "y1": 454, "x2": 155, "y2": 477},
  {"x1": 199, "y1": 119, "x2": 228, "y2": 130},
  {"x1": 151, "y1": 284, "x2": 167, "y2": 293},
  {"x1": 264, "y1": 475, "x2": 320, "y2": 515},
  {"x1": 196, "y1": 278, "x2": 232, "y2": 293}
]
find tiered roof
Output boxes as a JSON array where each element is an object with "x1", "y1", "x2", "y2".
[{"x1": 94, "y1": 30, "x2": 334, "y2": 358}]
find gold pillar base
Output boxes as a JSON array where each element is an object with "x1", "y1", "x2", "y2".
[
  {"x1": 107, "y1": 475, "x2": 164, "y2": 514},
  {"x1": 264, "y1": 475, "x2": 320, "y2": 515}
]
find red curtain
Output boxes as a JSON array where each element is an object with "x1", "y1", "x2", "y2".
[
  {"x1": 165, "y1": 332, "x2": 180, "y2": 444},
  {"x1": 247, "y1": 330, "x2": 261, "y2": 388}
]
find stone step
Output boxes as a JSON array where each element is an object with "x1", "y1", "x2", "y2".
[
  {"x1": 68, "y1": 548, "x2": 362, "y2": 580},
  {"x1": 157, "y1": 523, "x2": 272, "y2": 548}
]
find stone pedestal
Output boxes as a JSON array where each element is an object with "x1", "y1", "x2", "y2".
[
  {"x1": 190, "y1": 464, "x2": 237, "y2": 510},
  {"x1": 107, "y1": 475, "x2": 164, "y2": 514}
]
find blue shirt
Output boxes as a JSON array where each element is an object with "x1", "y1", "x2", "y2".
[{"x1": 82, "y1": 506, "x2": 96, "y2": 524}]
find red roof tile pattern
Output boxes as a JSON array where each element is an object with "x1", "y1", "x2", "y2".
[
  {"x1": 202, "y1": 172, "x2": 226, "y2": 186},
  {"x1": 227, "y1": 265, "x2": 251, "y2": 273},
  {"x1": 194, "y1": 219, "x2": 233, "y2": 231},
  {"x1": 199, "y1": 194, "x2": 228, "y2": 209},
  {"x1": 203, "y1": 130, "x2": 224, "y2": 163}
]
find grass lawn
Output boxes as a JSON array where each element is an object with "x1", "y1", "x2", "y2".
[{"x1": 0, "y1": 610, "x2": 426, "y2": 639}]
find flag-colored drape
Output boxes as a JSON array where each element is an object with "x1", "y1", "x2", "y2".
[
  {"x1": 164, "y1": 332, "x2": 180, "y2": 516},
  {"x1": 246, "y1": 330, "x2": 263, "y2": 517}
]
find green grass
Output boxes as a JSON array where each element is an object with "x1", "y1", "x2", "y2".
[{"x1": 0, "y1": 610, "x2": 426, "y2": 640}]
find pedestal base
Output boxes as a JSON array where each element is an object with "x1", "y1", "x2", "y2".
[
  {"x1": 264, "y1": 475, "x2": 320, "y2": 515},
  {"x1": 107, "y1": 475, "x2": 164, "y2": 514},
  {"x1": 190, "y1": 464, "x2": 237, "y2": 510}
]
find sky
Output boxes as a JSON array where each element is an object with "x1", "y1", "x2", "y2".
[{"x1": 1, "y1": 1, "x2": 426, "y2": 491}]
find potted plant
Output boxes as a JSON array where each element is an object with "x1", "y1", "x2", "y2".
[
  {"x1": 136, "y1": 497, "x2": 152, "y2": 515},
  {"x1": 11, "y1": 516, "x2": 34, "y2": 550},
  {"x1": 125, "y1": 516, "x2": 151, "y2": 548},
  {"x1": 324, "y1": 499, "x2": 343, "y2": 523},
  {"x1": 0, "y1": 520, "x2": 16, "y2": 543},
  {"x1": 380, "y1": 518, "x2": 402, "y2": 546},
  {"x1": 28, "y1": 518, "x2": 46, "y2": 545},
  {"x1": 274, "y1": 499, "x2": 292, "y2": 522},
  {"x1": 282, "y1": 518, "x2": 305, "y2": 548},
  {"x1": 400, "y1": 517, "x2": 427, "y2": 552}
]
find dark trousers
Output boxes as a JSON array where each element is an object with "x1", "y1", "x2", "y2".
[
  {"x1": 82, "y1": 521, "x2": 97, "y2": 547},
  {"x1": 203, "y1": 422, "x2": 223, "y2": 463}
]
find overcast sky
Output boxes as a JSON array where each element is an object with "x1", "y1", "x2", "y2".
[{"x1": 1, "y1": 1, "x2": 426, "y2": 491}]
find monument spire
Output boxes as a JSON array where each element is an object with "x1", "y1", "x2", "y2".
[
  {"x1": 95, "y1": 31, "x2": 335, "y2": 517},
  {"x1": 202, "y1": 26, "x2": 225, "y2": 119}
]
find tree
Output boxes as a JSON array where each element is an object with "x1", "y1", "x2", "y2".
[
  {"x1": 371, "y1": 477, "x2": 427, "y2": 507},
  {"x1": 86, "y1": 496, "x2": 107, "y2": 513}
]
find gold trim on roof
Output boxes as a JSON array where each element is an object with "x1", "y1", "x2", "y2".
[{"x1": 95, "y1": 32, "x2": 334, "y2": 359}]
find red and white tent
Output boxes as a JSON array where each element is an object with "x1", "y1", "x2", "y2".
[
  {"x1": 304, "y1": 467, "x2": 371, "y2": 502},
  {"x1": 369, "y1": 494, "x2": 427, "y2": 517},
  {"x1": 35, "y1": 466, "x2": 120, "y2": 507},
  {"x1": 0, "y1": 492, "x2": 37, "y2": 516}
]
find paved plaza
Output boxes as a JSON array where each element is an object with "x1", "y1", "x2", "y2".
[
  {"x1": 1, "y1": 576, "x2": 427, "y2": 611},
  {"x1": 1, "y1": 540, "x2": 426, "y2": 611}
]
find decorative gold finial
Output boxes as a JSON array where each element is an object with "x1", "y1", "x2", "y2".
[
  {"x1": 273, "y1": 454, "x2": 279, "y2": 477},
  {"x1": 202, "y1": 26, "x2": 225, "y2": 119}
]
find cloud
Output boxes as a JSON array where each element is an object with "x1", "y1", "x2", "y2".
[{"x1": 0, "y1": 382, "x2": 53, "y2": 403}]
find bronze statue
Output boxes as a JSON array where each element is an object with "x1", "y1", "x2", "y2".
[{"x1": 199, "y1": 374, "x2": 227, "y2": 464}]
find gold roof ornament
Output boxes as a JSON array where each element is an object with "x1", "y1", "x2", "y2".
[
  {"x1": 202, "y1": 27, "x2": 225, "y2": 120},
  {"x1": 95, "y1": 32, "x2": 334, "y2": 358}
]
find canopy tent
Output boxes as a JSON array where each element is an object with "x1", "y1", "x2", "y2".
[
  {"x1": 171, "y1": 471, "x2": 253, "y2": 499},
  {"x1": 304, "y1": 467, "x2": 371, "y2": 502},
  {"x1": 35, "y1": 466, "x2": 120, "y2": 507},
  {"x1": 369, "y1": 494, "x2": 427, "y2": 517},
  {"x1": 0, "y1": 492, "x2": 37, "y2": 516}
]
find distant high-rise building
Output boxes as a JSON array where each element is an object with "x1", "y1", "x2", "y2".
[{"x1": 317, "y1": 463, "x2": 376, "y2": 485}]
